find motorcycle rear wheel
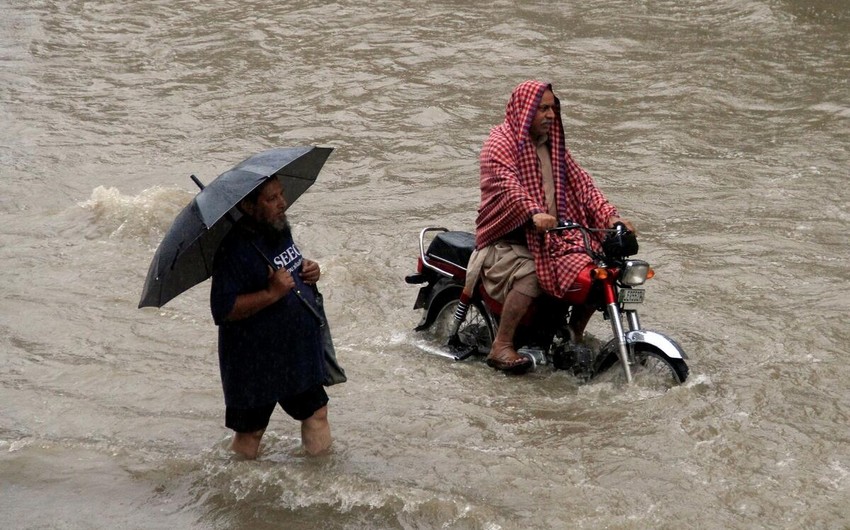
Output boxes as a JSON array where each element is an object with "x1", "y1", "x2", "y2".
[
  {"x1": 427, "y1": 299, "x2": 495, "y2": 356},
  {"x1": 596, "y1": 344, "x2": 689, "y2": 387}
]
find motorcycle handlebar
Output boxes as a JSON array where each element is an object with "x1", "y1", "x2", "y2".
[
  {"x1": 547, "y1": 220, "x2": 638, "y2": 260},
  {"x1": 548, "y1": 219, "x2": 586, "y2": 232},
  {"x1": 547, "y1": 220, "x2": 627, "y2": 234},
  {"x1": 546, "y1": 220, "x2": 594, "y2": 258}
]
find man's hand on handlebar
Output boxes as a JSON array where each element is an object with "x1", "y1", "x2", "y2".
[
  {"x1": 532, "y1": 213, "x2": 558, "y2": 232},
  {"x1": 607, "y1": 216, "x2": 636, "y2": 234},
  {"x1": 540, "y1": 214, "x2": 636, "y2": 234}
]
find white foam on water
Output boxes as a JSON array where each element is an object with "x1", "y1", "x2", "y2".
[{"x1": 78, "y1": 185, "x2": 194, "y2": 242}]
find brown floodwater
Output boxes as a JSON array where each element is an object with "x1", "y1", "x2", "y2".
[{"x1": 1, "y1": 0, "x2": 848, "y2": 528}]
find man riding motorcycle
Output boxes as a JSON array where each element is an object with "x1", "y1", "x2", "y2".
[{"x1": 466, "y1": 80, "x2": 636, "y2": 374}]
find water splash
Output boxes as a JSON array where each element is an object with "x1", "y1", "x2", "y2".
[{"x1": 78, "y1": 185, "x2": 192, "y2": 242}]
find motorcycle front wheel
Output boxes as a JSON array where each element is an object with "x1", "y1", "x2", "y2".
[
  {"x1": 595, "y1": 343, "x2": 689, "y2": 387},
  {"x1": 427, "y1": 299, "x2": 495, "y2": 356}
]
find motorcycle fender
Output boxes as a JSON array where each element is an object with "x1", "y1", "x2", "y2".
[
  {"x1": 413, "y1": 285, "x2": 430, "y2": 310},
  {"x1": 624, "y1": 330, "x2": 688, "y2": 360},
  {"x1": 414, "y1": 282, "x2": 463, "y2": 332}
]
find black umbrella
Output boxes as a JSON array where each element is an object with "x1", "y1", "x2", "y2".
[{"x1": 138, "y1": 146, "x2": 333, "y2": 309}]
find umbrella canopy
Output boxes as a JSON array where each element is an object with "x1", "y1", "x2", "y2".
[
  {"x1": 195, "y1": 146, "x2": 332, "y2": 227},
  {"x1": 138, "y1": 146, "x2": 333, "y2": 309}
]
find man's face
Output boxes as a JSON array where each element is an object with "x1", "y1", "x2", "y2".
[
  {"x1": 245, "y1": 178, "x2": 288, "y2": 231},
  {"x1": 530, "y1": 89, "x2": 556, "y2": 141}
]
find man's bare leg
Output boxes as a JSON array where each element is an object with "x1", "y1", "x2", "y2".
[
  {"x1": 231, "y1": 429, "x2": 264, "y2": 459},
  {"x1": 486, "y1": 288, "x2": 534, "y2": 370},
  {"x1": 301, "y1": 405, "x2": 331, "y2": 456},
  {"x1": 568, "y1": 304, "x2": 596, "y2": 343}
]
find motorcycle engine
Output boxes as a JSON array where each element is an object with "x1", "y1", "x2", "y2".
[{"x1": 552, "y1": 341, "x2": 595, "y2": 381}]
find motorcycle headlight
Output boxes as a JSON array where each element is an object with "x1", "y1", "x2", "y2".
[{"x1": 621, "y1": 260, "x2": 651, "y2": 286}]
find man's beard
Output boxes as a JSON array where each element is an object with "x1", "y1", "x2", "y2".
[
  {"x1": 247, "y1": 211, "x2": 292, "y2": 241},
  {"x1": 270, "y1": 215, "x2": 289, "y2": 233},
  {"x1": 267, "y1": 216, "x2": 292, "y2": 241}
]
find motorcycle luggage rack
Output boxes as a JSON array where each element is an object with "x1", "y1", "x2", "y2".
[{"x1": 419, "y1": 227, "x2": 475, "y2": 279}]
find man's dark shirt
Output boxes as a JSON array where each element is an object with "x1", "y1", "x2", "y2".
[{"x1": 210, "y1": 219, "x2": 325, "y2": 408}]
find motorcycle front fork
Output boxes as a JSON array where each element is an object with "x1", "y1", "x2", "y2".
[{"x1": 606, "y1": 303, "x2": 641, "y2": 384}]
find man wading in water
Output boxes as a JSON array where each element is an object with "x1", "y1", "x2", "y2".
[{"x1": 210, "y1": 176, "x2": 332, "y2": 458}]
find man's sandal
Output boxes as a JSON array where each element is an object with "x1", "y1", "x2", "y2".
[{"x1": 486, "y1": 354, "x2": 533, "y2": 374}]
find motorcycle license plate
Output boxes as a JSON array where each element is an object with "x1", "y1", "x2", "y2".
[{"x1": 619, "y1": 288, "x2": 645, "y2": 304}]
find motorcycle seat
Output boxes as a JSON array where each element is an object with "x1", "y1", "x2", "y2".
[{"x1": 426, "y1": 231, "x2": 475, "y2": 268}]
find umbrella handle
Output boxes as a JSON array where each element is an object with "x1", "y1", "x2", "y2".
[
  {"x1": 292, "y1": 289, "x2": 326, "y2": 327},
  {"x1": 250, "y1": 242, "x2": 326, "y2": 327}
]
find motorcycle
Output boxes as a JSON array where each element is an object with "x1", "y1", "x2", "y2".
[{"x1": 404, "y1": 221, "x2": 689, "y2": 385}]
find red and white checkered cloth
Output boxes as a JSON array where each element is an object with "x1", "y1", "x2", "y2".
[{"x1": 475, "y1": 80, "x2": 618, "y2": 299}]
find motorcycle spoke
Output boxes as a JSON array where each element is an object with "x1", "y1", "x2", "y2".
[{"x1": 426, "y1": 300, "x2": 493, "y2": 357}]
